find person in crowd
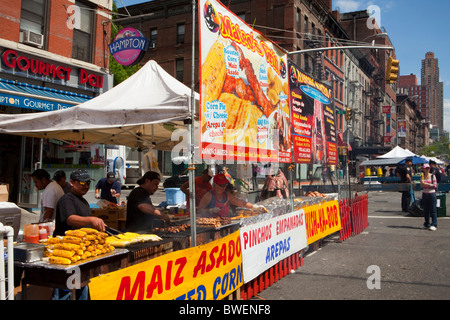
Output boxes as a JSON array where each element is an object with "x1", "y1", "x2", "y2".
[
  {"x1": 53, "y1": 169, "x2": 104, "y2": 300},
  {"x1": 260, "y1": 168, "x2": 289, "y2": 201},
  {"x1": 396, "y1": 158, "x2": 413, "y2": 212},
  {"x1": 429, "y1": 160, "x2": 443, "y2": 183},
  {"x1": 53, "y1": 170, "x2": 71, "y2": 193},
  {"x1": 420, "y1": 163, "x2": 438, "y2": 231},
  {"x1": 198, "y1": 173, "x2": 265, "y2": 217},
  {"x1": 180, "y1": 168, "x2": 213, "y2": 212},
  {"x1": 95, "y1": 172, "x2": 121, "y2": 204},
  {"x1": 31, "y1": 169, "x2": 64, "y2": 222},
  {"x1": 54, "y1": 169, "x2": 105, "y2": 236},
  {"x1": 126, "y1": 171, "x2": 170, "y2": 231}
]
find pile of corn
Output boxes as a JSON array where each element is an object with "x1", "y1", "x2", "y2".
[{"x1": 42, "y1": 228, "x2": 115, "y2": 265}]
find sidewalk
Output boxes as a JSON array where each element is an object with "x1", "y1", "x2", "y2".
[{"x1": 255, "y1": 191, "x2": 450, "y2": 300}]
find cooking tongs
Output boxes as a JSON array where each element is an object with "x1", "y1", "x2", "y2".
[{"x1": 105, "y1": 225, "x2": 123, "y2": 239}]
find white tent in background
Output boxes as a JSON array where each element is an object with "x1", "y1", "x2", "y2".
[
  {"x1": 0, "y1": 60, "x2": 199, "y2": 150},
  {"x1": 376, "y1": 146, "x2": 416, "y2": 159}
]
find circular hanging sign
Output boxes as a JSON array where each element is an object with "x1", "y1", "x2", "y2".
[{"x1": 108, "y1": 27, "x2": 149, "y2": 66}]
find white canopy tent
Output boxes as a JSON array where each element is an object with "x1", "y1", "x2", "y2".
[
  {"x1": 376, "y1": 146, "x2": 416, "y2": 159},
  {"x1": 0, "y1": 60, "x2": 199, "y2": 150}
]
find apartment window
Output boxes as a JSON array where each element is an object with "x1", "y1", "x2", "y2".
[
  {"x1": 296, "y1": 9, "x2": 301, "y2": 32},
  {"x1": 150, "y1": 28, "x2": 157, "y2": 48},
  {"x1": 20, "y1": 0, "x2": 47, "y2": 48},
  {"x1": 304, "y1": 16, "x2": 309, "y2": 33},
  {"x1": 175, "y1": 58, "x2": 184, "y2": 82},
  {"x1": 21, "y1": 0, "x2": 46, "y2": 34},
  {"x1": 237, "y1": 13, "x2": 246, "y2": 22},
  {"x1": 273, "y1": 5, "x2": 284, "y2": 29},
  {"x1": 177, "y1": 24, "x2": 185, "y2": 44},
  {"x1": 72, "y1": 1, "x2": 94, "y2": 63}
]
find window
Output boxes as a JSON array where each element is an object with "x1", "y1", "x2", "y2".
[
  {"x1": 296, "y1": 9, "x2": 301, "y2": 32},
  {"x1": 150, "y1": 28, "x2": 157, "y2": 48},
  {"x1": 72, "y1": 1, "x2": 94, "y2": 63},
  {"x1": 304, "y1": 15, "x2": 309, "y2": 33},
  {"x1": 177, "y1": 24, "x2": 185, "y2": 44},
  {"x1": 273, "y1": 5, "x2": 284, "y2": 29},
  {"x1": 20, "y1": 0, "x2": 46, "y2": 34},
  {"x1": 176, "y1": 58, "x2": 184, "y2": 82}
]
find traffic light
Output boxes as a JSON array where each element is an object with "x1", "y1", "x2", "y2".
[
  {"x1": 386, "y1": 56, "x2": 399, "y2": 84},
  {"x1": 345, "y1": 108, "x2": 352, "y2": 121}
]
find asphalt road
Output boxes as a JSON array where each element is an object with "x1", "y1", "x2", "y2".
[{"x1": 254, "y1": 190, "x2": 450, "y2": 300}]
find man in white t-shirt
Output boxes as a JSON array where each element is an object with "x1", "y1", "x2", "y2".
[{"x1": 31, "y1": 169, "x2": 64, "y2": 222}]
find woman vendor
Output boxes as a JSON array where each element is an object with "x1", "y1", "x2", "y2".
[{"x1": 198, "y1": 173, "x2": 265, "y2": 217}]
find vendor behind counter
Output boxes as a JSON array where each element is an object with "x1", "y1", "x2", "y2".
[
  {"x1": 180, "y1": 168, "x2": 213, "y2": 212},
  {"x1": 197, "y1": 173, "x2": 265, "y2": 218},
  {"x1": 126, "y1": 171, "x2": 170, "y2": 232}
]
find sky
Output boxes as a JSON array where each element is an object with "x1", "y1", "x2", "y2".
[{"x1": 116, "y1": 0, "x2": 450, "y2": 131}]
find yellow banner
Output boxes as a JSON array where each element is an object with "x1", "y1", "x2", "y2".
[
  {"x1": 304, "y1": 200, "x2": 341, "y2": 244},
  {"x1": 89, "y1": 231, "x2": 242, "y2": 300}
]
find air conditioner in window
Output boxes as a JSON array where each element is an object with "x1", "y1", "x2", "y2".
[{"x1": 20, "y1": 30, "x2": 44, "y2": 48}]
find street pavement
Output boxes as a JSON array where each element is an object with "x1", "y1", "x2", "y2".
[{"x1": 254, "y1": 190, "x2": 450, "y2": 300}]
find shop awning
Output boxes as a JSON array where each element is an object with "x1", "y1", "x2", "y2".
[
  {"x1": 0, "y1": 60, "x2": 199, "y2": 151},
  {"x1": 0, "y1": 78, "x2": 92, "y2": 111}
]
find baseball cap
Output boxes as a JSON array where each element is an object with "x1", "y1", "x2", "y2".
[
  {"x1": 70, "y1": 169, "x2": 95, "y2": 182},
  {"x1": 137, "y1": 171, "x2": 161, "y2": 185},
  {"x1": 213, "y1": 173, "x2": 229, "y2": 185},
  {"x1": 422, "y1": 163, "x2": 430, "y2": 169},
  {"x1": 107, "y1": 172, "x2": 116, "y2": 180}
]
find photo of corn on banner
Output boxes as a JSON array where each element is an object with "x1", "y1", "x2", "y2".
[{"x1": 199, "y1": 0, "x2": 291, "y2": 163}]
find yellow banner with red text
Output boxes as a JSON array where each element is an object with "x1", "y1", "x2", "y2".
[{"x1": 89, "y1": 231, "x2": 242, "y2": 300}]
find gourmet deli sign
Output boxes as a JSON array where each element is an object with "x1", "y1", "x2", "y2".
[
  {"x1": 1, "y1": 49, "x2": 104, "y2": 89},
  {"x1": 109, "y1": 27, "x2": 149, "y2": 66}
]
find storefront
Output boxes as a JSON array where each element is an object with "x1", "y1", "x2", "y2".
[{"x1": 0, "y1": 46, "x2": 112, "y2": 207}]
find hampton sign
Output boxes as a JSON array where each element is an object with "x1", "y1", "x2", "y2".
[{"x1": 109, "y1": 27, "x2": 149, "y2": 66}]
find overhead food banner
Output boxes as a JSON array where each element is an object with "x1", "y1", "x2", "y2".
[
  {"x1": 240, "y1": 210, "x2": 307, "y2": 283},
  {"x1": 288, "y1": 60, "x2": 337, "y2": 165},
  {"x1": 89, "y1": 231, "x2": 242, "y2": 300},
  {"x1": 199, "y1": 0, "x2": 291, "y2": 163}
]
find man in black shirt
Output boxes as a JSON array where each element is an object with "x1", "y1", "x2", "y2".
[
  {"x1": 396, "y1": 158, "x2": 413, "y2": 212},
  {"x1": 126, "y1": 171, "x2": 170, "y2": 232},
  {"x1": 429, "y1": 160, "x2": 442, "y2": 183},
  {"x1": 54, "y1": 169, "x2": 106, "y2": 236}
]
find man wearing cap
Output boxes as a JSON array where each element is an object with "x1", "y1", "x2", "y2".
[
  {"x1": 54, "y1": 169, "x2": 106, "y2": 236},
  {"x1": 180, "y1": 168, "x2": 213, "y2": 212},
  {"x1": 198, "y1": 173, "x2": 265, "y2": 217},
  {"x1": 126, "y1": 171, "x2": 170, "y2": 232},
  {"x1": 95, "y1": 172, "x2": 121, "y2": 204}
]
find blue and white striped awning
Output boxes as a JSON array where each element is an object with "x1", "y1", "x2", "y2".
[{"x1": 0, "y1": 78, "x2": 92, "y2": 111}]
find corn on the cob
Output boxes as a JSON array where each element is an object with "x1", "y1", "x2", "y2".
[
  {"x1": 53, "y1": 243, "x2": 81, "y2": 251},
  {"x1": 63, "y1": 236, "x2": 83, "y2": 244},
  {"x1": 70, "y1": 255, "x2": 81, "y2": 263},
  {"x1": 46, "y1": 236, "x2": 62, "y2": 244},
  {"x1": 51, "y1": 249, "x2": 75, "y2": 258},
  {"x1": 201, "y1": 40, "x2": 226, "y2": 120},
  {"x1": 49, "y1": 256, "x2": 71, "y2": 265},
  {"x1": 65, "y1": 230, "x2": 87, "y2": 238},
  {"x1": 79, "y1": 228, "x2": 99, "y2": 235}
]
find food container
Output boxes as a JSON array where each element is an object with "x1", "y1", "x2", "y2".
[
  {"x1": 14, "y1": 242, "x2": 46, "y2": 263},
  {"x1": 23, "y1": 224, "x2": 40, "y2": 244}
]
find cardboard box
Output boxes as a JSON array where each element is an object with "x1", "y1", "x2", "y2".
[
  {"x1": 91, "y1": 208, "x2": 126, "y2": 230},
  {"x1": 0, "y1": 184, "x2": 9, "y2": 202}
]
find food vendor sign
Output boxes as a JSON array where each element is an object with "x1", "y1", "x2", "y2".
[
  {"x1": 288, "y1": 61, "x2": 337, "y2": 165},
  {"x1": 199, "y1": 0, "x2": 291, "y2": 163},
  {"x1": 304, "y1": 200, "x2": 341, "y2": 245},
  {"x1": 240, "y1": 210, "x2": 307, "y2": 283},
  {"x1": 89, "y1": 231, "x2": 242, "y2": 300}
]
